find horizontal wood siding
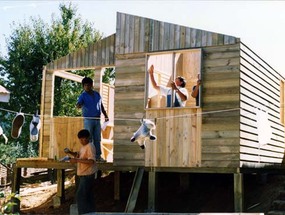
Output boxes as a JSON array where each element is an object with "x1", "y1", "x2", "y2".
[
  {"x1": 113, "y1": 54, "x2": 146, "y2": 166},
  {"x1": 46, "y1": 34, "x2": 115, "y2": 71},
  {"x1": 115, "y1": 12, "x2": 238, "y2": 55},
  {"x1": 201, "y1": 44, "x2": 241, "y2": 168},
  {"x1": 240, "y1": 42, "x2": 285, "y2": 167}
]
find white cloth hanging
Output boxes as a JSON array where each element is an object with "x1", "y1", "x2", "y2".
[
  {"x1": 0, "y1": 125, "x2": 8, "y2": 143},
  {"x1": 255, "y1": 108, "x2": 272, "y2": 147}
]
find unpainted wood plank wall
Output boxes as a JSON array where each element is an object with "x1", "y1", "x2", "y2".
[
  {"x1": 200, "y1": 44, "x2": 241, "y2": 168},
  {"x1": 46, "y1": 34, "x2": 115, "y2": 71},
  {"x1": 240, "y1": 42, "x2": 285, "y2": 166},
  {"x1": 113, "y1": 54, "x2": 146, "y2": 166},
  {"x1": 145, "y1": 108, "x2": 202, "y2": 168},
  {"x1": 115, "y1": 12, "x2": 237, "y2": 55},
  {"x1": 114, "y1": 13, "x2": 240, "y2": 168}
]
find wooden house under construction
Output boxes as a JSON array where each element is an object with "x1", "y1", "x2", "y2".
[{"x1": 36, "y1": 12, "x2": 285, "y2": 212}]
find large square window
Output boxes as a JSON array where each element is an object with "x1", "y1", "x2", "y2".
[{"x1": 146, "y1": 49, "x2": 202, "y2": 108}]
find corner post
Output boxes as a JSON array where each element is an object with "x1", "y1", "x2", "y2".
[{"x1": 234, "y1": 172, "x2": 243, "y2": 212}]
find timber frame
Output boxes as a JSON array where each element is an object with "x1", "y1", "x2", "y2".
[{"x1": 13, "y1": 12, "x2": 285, "y2": 213}]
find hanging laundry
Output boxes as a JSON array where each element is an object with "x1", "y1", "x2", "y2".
[
  {"x1": 11, "y1": 111, "x2": 25, "y2": 139},
  {"x1": 29, "y1": 112, "x2": 41, "y2": 142},
  {"x1": 0, "y1": 125, "x2": 8, "y2": 143}
]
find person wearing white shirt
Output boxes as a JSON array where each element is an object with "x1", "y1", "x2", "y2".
[{"x1": 148, "y1": 65, "x2": 188, "y2": 107}]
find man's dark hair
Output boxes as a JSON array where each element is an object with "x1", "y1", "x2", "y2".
[
  {"x1": 177, "y1": 76, "x2": 186, "y2": 88},
  {"x1": 78, "y1": 129, "x2": 90, "y2": 139},
  {"x1": 81, "y1": 77, "x2": 93, "y2": 87}
]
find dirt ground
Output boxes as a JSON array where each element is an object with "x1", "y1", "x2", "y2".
[{"x1": 9, "y1": 171, "x2": 285, "y2": 214}]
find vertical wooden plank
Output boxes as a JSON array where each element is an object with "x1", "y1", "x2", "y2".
[
  {"x1": 93, "y1": 43, "x2": 97, "y2": 67},
  {"x1": 67, "y1": 53, "x2": 72, "y2": 69},
  {"x1": 182, "y1": 109, "x2": 190, "y2": 166},
  {"x1": 145, "y1": 111, "x2": 153, "y2": 166},
  {"x1": 159, "y1": 22, "x2": 164, "y2": 51},
  {"x1": 234, "y1": 173, "x2": 243, "y2": 212},
  {"x1": 169, "y1": 23, "x2": 175, "y2": 50},
  {"x1": 201, "y1": 30, "x2": 207, "y2": 47},
  {"x1": 190, "y1": 28, "x2": 197, "y2": 47},
  {"x1": 73, "y1": 51, "x2": 77, "y2": 69},
  {"x1": 114, "y1": 171, "x2": 120, "y2": 200},
  {"x1": 148, "y1": 171, "x2": 156, "y2": 212},
  {"x1": 211, "y1": 32, "x2": 219, "y2": 46},
  {"x1": 167, "y1": 109, "x2": 173, "y2": 166},
  {"x1": 196, "y1": 29, "x2": 202, "y2": 47},
  {"x1": 84, "y1": 46, "x2": 89, "y2": 67},
  {"x1": 152, "y1": 20, "x2": 160, "y2": 51},
  {"x1": 87, "y1": 42, "x2": 92, "y2": 67},
  {"x1": 185, "y1": 27, "x2": 191, "y2": 48},
  {"x1": 124, "y1": 14, "x2": 130, "y2": 54},
  {"x1": 119, "y1": 13, "x2": 126, "y2": 55},
  {"x1": 143, "y1": 19, "x2": 150, "y2": 52},
  {"x1": 170, "y1": 109, "x2": 177, "y2": 166},
  {"x1": 101, "y1": 37, "x2": 106, "y2": 66},
  {"x1": 180, "y1": 26, "x2": 186, "y2": 49},
  {"x1": 196, "y1": 108, "x2": 202, "y2": 166},
  {"x1": 140, "y1": 17, "x2": 147, "y2": 53},
  {"x1": 97, "y1": 40, "x2": 102, "y2": 66},
  {"x1": 218, "y1": 34, "x2": 224, "y2": 45},
  {"x1": 109, "y1": 34, "x2": 115, "y2": 65},
  {"x1": 158, "y1": 110, "x2": 165, "y2": 166},
  {"x1": 115, "y1": 12, "x2": 121, "y2": 54},
  {"x1": 164, "y1": 22, "x2": 170, "y2": 50},
  {"x1": 174, "y1": 24, "x2": 180, "y2": 49},
  {"x1": 128, "y1": 14, "x2": 135, "y2": 54},
  {"x1": 134, "y1": 16, "x2": 140, "y2": 53},
  {"x1": 207, "y1": 31, "x2": 213, "y2": 46}
]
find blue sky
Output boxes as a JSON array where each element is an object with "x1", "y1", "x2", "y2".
[{"x1": 1, "y1": 1, "x2": 285, "y2": 74}]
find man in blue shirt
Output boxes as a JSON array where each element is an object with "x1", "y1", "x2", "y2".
[{"x1": 77, "y1": 77, "x2": 109, "y2": 162}]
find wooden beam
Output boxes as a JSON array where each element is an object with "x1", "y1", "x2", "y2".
[
  {"x1": 39, "y1": 66, "x2": 47, "y2": 157},
  {"x1": 53, "y1": 70, "x2": 83, "y2": 83},
  {"x1": 234, "y1": 173, "x2": 243, "y2": 212},
  {"x1": 125, "y1": 167, "x2": 144, "y2": 212}
]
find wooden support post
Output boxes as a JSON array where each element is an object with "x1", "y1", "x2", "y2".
[
  {"x1": 125, "y1": 167, "x2": 144, "y2": 213},
  {"x1": 11, "y1": 165, "x2": 21, "y2": 213},
  {"x1": 148, "y1": 171, "x2": 157, "y2": 212},
  {"x1": 234, "y1": 173, "x2": 243, "y2": 212},
  {"x1": 58, "y1": 169, "x2": 65, "y2": 201},
  {"x1": 53, "y1": 169, "x2": 65, "y2": 207},
  {"x1": 11, "y1": 165, "x2": 21, "y2": 194},
  {"x1": 114, "y1": 171, "x2": 120, "y2": 200}
]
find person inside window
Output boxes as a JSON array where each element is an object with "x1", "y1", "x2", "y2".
[
  {"x1": 191, "y1": 75, "x2": 201, "y2": 106},
  {"x1": 148, "y1": 65, "x2": 188, "y2": 107}
]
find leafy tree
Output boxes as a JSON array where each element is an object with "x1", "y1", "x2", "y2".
[
  {"x1": 0, "y1": 2, "x2": 103, "y2": 163},
  {"x1": 102, "y1": 67, "x2": 115, "y2": 86}
]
